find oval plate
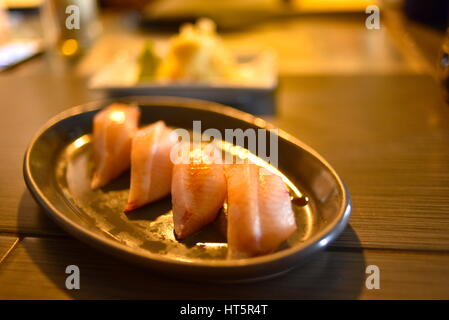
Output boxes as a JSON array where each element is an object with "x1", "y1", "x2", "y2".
[{"x1": 23, "y1": 96, "x2": 351, "y2": 282}]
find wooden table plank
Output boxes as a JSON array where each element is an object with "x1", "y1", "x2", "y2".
[
  {"x1": 0, "y1": 190, "x2": 65, "y2": 237},
  {"x1": 277, "y1": 74, "x2": 449, "y2": 251},
  {"x1": 0, "y1": 59, "x2": 102, "y2": 237},
  {"x1": 0, "y1": 237, "x2": 448, "y2": 299}
]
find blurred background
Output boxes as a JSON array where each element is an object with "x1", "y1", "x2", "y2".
[{"x1": 0, "y1": 0, "x2": 447, "y2": 112}]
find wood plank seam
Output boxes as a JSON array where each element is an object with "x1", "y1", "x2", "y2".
[{"x1": 0, "y1": 237, "x2": 21, "y2": 265}]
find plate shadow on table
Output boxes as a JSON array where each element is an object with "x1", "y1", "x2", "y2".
[
  {"x1": 17, "y1": 193, "x2": 365, "y2": 299},
  {"x1": 15, "y1": 190, "x2": 65, "y2": 236}
]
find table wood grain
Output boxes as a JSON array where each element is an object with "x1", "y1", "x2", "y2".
[
  {"x1": 277, "y1": 74, "x2": 449, "y2": 252},
  {"x1": 0, "y1": 57, "x2": 103, "y2": 237}
]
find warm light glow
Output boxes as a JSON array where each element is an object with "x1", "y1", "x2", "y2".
[
  {"x1": 319, "y1": 238, "x2": 330, "y2": 247},
  {"x1": 61, "y1": 39, "x2": 79, "y2": 56},
  {"x1": 293, "y1": 0, "x2": 373, "y2": 12},
  {"x1": 190, "y1": 147, "x2": 212, "y2": 164},
  {"x1": 3, "y1": 0, "x2": 43, "y2": 9},
  {"x1": 109, "y1": 110, "x2": 126, "y2": 123},
  {"x1": 197, "y1": 242, "x2": 227, "y2": 248},
  {"x1": 73, "y1": 135, "x2": 89, "y2": 149}
]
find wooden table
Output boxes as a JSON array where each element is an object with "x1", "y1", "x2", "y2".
[{"x1": 1, "y1": 14, "x2": 449, "y2": 300}]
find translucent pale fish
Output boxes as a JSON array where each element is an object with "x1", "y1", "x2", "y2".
[
  {"x1": 125, "y1": 121, "x2": 178, "y2": 212},
  {"x1": 172, "y1": 144, "x2": 227, "y2": 239},
  {"x1": 225, "y1": 164, "x2": 297, "y2": 258},
  {"x1": 91, "y1": 103, "x2": 140, "y2": 189}
]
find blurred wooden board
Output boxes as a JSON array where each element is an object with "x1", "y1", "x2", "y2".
[
  {"x1": 0, "y1": 237, "x2": 448, "y2": 299},
  {"x1": 222, "y1": 16, "x2": 424, "y2": 75}
]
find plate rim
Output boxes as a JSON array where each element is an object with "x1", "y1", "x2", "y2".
[{"x1": 23, "y1": 96, "x2": 352, "y2": 269}]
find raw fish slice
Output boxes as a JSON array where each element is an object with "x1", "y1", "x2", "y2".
[
  {"x1": 172, "y1": 144, "x2": 227, "y2": 239},
  {"x1": 225, "y1": 164, "x2": 261, "y2": 258},
  {"x1": 91, "y1": 103, "x2": 140, "y2": 189},
  {"x1": 257, "y1": 168, "x2": 297, "y2": 253},
  {"x1": 125, "y1": 121, "x2": 178, "y2": 211},
  {"x1": 225, "y1": 164, "x2": 296, "y2": 258}
]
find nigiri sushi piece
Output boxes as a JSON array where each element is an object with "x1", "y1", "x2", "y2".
[
  {"x1": 172, "y1": 143, "x2": 227, "y2": 239},
  {"x1": 91, "y1": 103, "x2": 140, "y2": 189},
  {"x1": 125, "y1": 121, "x2": 178, "y2": 212},
  {"x1": 225, "y1": 164, "x2": 296, "y2": 258}
]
